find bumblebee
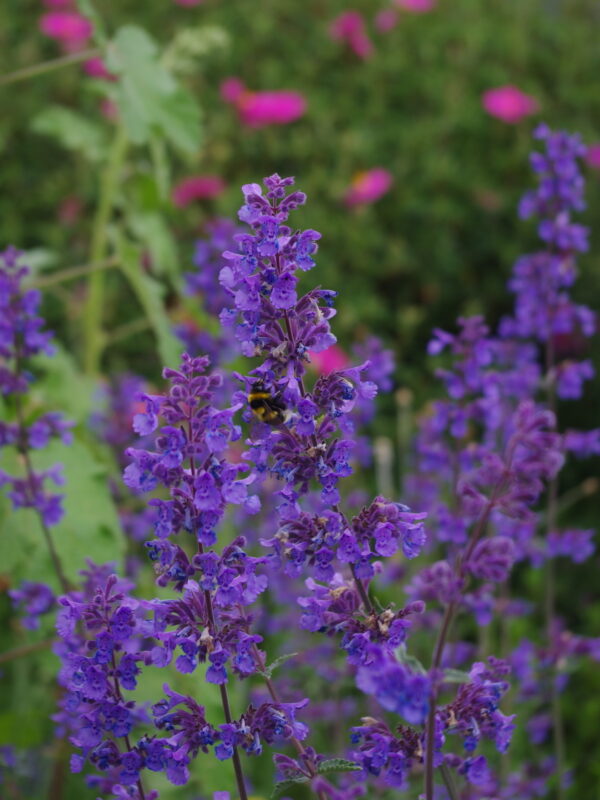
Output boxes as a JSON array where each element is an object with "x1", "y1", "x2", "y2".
[{"x1": 247, "y1": 382, "x2": 288, "y2": 425}]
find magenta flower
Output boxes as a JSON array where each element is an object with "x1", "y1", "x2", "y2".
[
  {"x1": 482, "y1": 85, "x2": 539, "y2": 124},
  {"x1": 220, "y1": 78, "x2": 306, "y2": 128},
  {"x1": 39, "y1": 11, "x2": 93, "y2": 49},
  {"x1": 83, "y1": 58, "x2": 115, "y2": 81},
  {"x1": 309, "y1": 344, "x2": 351, "y2": 375},
  {"x1": 375, "y1": 8, "x2": 399, "y2": 32},
  {"x1": 344, "y1": 168, "x2": 393, "y2": 206},
  {"x1": 329, "y1": 11, "x2": 374, "y2": 60},
  {"x1": 171, "y1": 176, "x2": 226, "y2": 207},
  {"x1": 395, "y1": 0, "x2": 436, "y2": 11},
  {"x1": 585, "y1": 143, "x2": 600, "y2": 169}
]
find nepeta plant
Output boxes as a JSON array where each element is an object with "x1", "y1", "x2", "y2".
[
  {"x1": 0, "y1": 246, "x2": 73, "y2": 594},
  {"x1": 5, "y1": 127, "x2": 598, "y2": 800}
]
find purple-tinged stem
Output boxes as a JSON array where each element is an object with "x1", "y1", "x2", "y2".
[{"x1": 424, "y1": 495, "x2": 499, "y2": 800}]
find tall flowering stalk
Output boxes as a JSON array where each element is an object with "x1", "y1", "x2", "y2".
[
  {"x1": 220, "y1": 175, "x2": 435, "y2": 793},
  {"x1": 408, "y1": 125, "x2": 598, "y2": 798},
  {"x1": 123, "y1": 354, "x2": 324, "y2": 798},
  {"x1": 0, "y1": 246, "x2": 73, "y2": 593}
]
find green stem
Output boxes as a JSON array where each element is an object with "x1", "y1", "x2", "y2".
[
  {"x1": 0, "y1": 48, "x2": 100, "y2": 87},
  {"x1": 0, "y1": 638, "x2": 54, "y2": 665},
  {"x1": 83, "y1": 125, "x2": 128, "y2": 375},
  {"x1": 32, "y1": 257, "x2": 118, "y2": 289}
]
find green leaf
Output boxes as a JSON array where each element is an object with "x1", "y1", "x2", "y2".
[
  {"x1": 260, "y1": 652, "x2": 298, "y2": 679},
  {"x1": 316, "y1": 758, "x2": 362, "y2": 775},
  {"x1": 106, "y1": 26, "x2": 202, "y2": 155},
  {"x1": 129, "y1": 212, "x2": 178, "y2": 280},
  {"x1": 117, "y1": 236, "x2": 182, "y2": 369},
  {"x1": 0, "y1": 438, "x2": 125, "y2": 587},
  {"x1": 270, "y1": 776, "x2": 309, "y2": 799},
  {"x1": 152, "y1": 86, "x2": 203, "y2": 156},
  {"x1": 394, "y1": 644, "x2": 427, "y2": 675},
  {"x1": 31, "y1": 106, "x2": 107, "y2": 162},
  {"x1": 443, "y1": 668, "x2": 472, "y2": 684}
]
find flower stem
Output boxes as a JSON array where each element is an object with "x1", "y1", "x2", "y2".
[
  {"x1": 31, "y1": 257, "x2": 119, "y2": 289},
  {"x1": 83, "y1": 125, "x2": 128, "y2": 375},
  {"x1": 0, "y1": 48, "x2": 100, "y2": 87},
  {"x1": 424, "y1": 496, "x2": 498, "y2": 800},
  {"x1": 12, "y1": 371, "x2": 71, "y2": 594},
  {"x1": 250, "y1": 641, "x2": 327, "y2": 800},
  {"x1": 0, "y1": 638, "x2": 54, "y2": 665}
]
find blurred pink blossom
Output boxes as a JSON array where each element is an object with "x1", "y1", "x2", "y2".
[
  {"x1": 83, "y1": 58, "x2": 115, "y2": 81},
  {"x1": 375, "y1": 8, "x2": 399, "y2": 32},
  {"x1": 172, "y1": 176, "x2": 226, "y2": 207},
  {"x1": 395, "y1": 0, "x2": 436, "y2": 11},
  {"x1": 585, "y1": 144, "x2": 600, "y2": 169},
  {"x1": 482, "y1": 85, "x2": 539, "y2": 124},
  {"x1": 329, "y1": 11, "x2": 374, "y2": 60},
  {"x1": 220, "y1": 79, "x2": 306, "y2": 128},
  {"x1": 344, "y1": 168, "x2": 393, "y2": 206},
  {"x1": 309, "y1": 345, "x2": 350, "y2": 375},
  {"x1": 39, "y1": 12, "x2": 93, "y2": 49}
]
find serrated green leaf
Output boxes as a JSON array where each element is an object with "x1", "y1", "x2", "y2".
[
  {"x1": 117, "y1": 236, "x2": 181, "y2": 369},
  {"x1": 261, "y1": 651, "x2": 299, "y2": 679},
  {"x1": 31, "y1": 106, "x2": 107, "y2": 162},
  {"x1": 316, "y1": 758, "x2": 362, "y2": 775},
  {"x1": 152, "y1": 86, "x2": 202, "y2": 156},
  {"x1": 394, "y1": 644, "x2": 427, "y2": 674},
  {"x1": 129, "y1": 212, "x2": 178, "y2": 280},
  {"x1": 270, "y1": 776, "x2": 309, "y2": 799},
  {"x1": 105, "y1": 26, "x2": 201, "y2": 155},
  {"x1": 443, "y1": 668, "x2": 471, "y2": 684}
]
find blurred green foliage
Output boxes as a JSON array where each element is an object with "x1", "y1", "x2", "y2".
[{"x1": 1, "y1": 0, "x2": 600, "y2": 798}]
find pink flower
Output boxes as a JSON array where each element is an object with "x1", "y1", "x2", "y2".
[
  {"x1": 329, "y1": 11, "x2": 374, "y2": 60},
  {"x1": 395, "y1": 0, "x2": 436, "y2": 11},
  {"x1": 375, "y1": 8, "x2": 399, "y2": 32},
  {"x1": 39, "y1": 12, "x2": 93, "y2": 48},
  {"x1": 344, "y1": 168, "x2": 393, "y2": 206},
  {"x1": 309, "y1": 345, "x2": 350, "y2": 375},
  {"x1": 482, "y1": 85, "x2": 539, "y2": 124},
  {"x1": 221, "y1": 79, "x2": 306, "y2": 128},
  {"x1": 83, "y1": 58, "x2": 115, "y2": 81},
  {"x1": 171, "y1": 176, "x2": 226, "y2": 207},
  {"x1": 585, "y1": 144, "x2": 600, "y2": 169}
]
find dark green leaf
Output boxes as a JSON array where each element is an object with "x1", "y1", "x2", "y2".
[{"x1": 316, "y1": 758, "x2": 362, "y2": 775}]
